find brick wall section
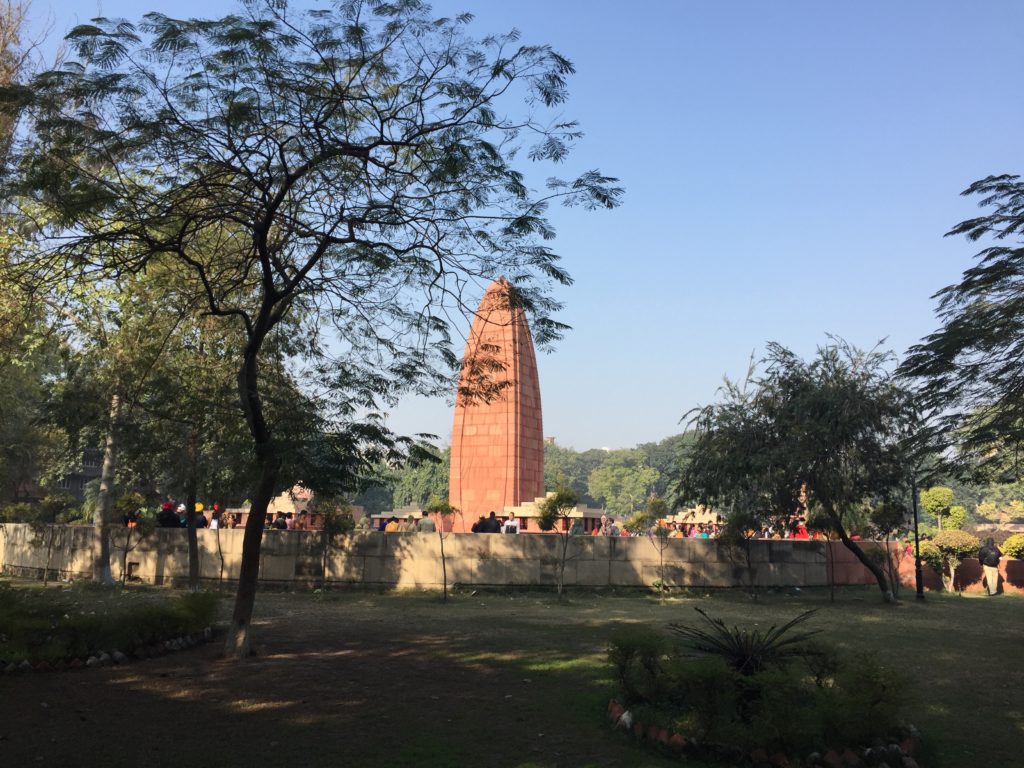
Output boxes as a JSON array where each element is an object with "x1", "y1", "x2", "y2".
[
  {"x1": 4, "y1": 526, "x2": 1020, "y2": 592},
  {"x1": 449, "y1": 279, "x2": 544, "y2": 528}
]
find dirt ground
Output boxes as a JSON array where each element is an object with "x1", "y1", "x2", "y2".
[{"x1": 0, "y1": 589, "x2": 678, "y2": 768}]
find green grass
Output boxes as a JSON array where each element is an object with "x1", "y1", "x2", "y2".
[{"x1": 0, "y1": 580, "x2": 1020, "y2": 767}]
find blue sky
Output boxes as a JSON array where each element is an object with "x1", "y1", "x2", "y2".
[{"x1": 27, "y1": 1, "x2": 1024, "y2": 450}]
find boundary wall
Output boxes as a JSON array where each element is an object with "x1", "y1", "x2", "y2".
[{"x1": 1, "y1": 524, "x2": 1021, "y2": 593}]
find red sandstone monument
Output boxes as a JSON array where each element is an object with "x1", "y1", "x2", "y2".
[{"x1": 449, "y1": 278, "x2": 544, "y2": 528}]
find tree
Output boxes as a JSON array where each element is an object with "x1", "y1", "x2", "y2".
[
  {"x1": 3, "y1": 1, "x2": 620, "y2": 656},
  {"x1": 919, "y1": 486, "x2": 953, "y2": 530},
  {"x1": 901, "y1": 175, "x2": 1024, "y2": 478},
  {"x1": 392, "y1": 448, "x2": 449, "y2": 509},
  {"x1": 537, "y1": 486, "x2": 580, "y2": 599},
  {"x1": 587, "y1": 449, "x2": 659, "y2": 518},
  {"x1": 676, "y1": 358, "x2": 802, "y2": 536},
  {"x1": 638, "y1": 433, "x2": 692, "y2": 499},
  {"x1": 311, "y1": 496, "x2": 354, "y2": 590},
  {"x1": 644, "y1": 494, "x2": 671, "y2": 598},
  {"x1": 946, "y1": 505, "x2": 968, "y2": 530},
  {"x1": 424, "y1": 496, "x2": 459, "y2": 602},
  {"x1": 869, "y1": 501, "x2": 909, "y2": 599},
  {"x1": 679, "y1": 340, "x2": 916, "y2": 603},
  {"x1": 919, "y1": 529, "x2": 979, "y2": 593},
  {"x1": 0, "y1": 0, "x2": 41, "y2": 166},
  {"x1": 543, "y1": 441, "x2": 603, "y2": 506}
]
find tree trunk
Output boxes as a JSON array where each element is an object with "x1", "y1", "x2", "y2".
[
  {"x1": 120, "y1": 526, "x2": 133, "y2": 585},
  {"x1": 225, "y1": 335, "x2": 279, "y2": 659},
  {"x1": 224, "y1": 447, "x2": 276, "y2": 657},
  {"x1": 92, "y1": 392, "x2": 120, "y2": 585},
  {"x1": 185, "y1": 426, "x2": 200, "y2": 592},
  {"x1": 439, "y1": 528, "x2": 448, "y2": 602},
  {"x1": 835, "y1": 522, "x2": 894, "y2": 603},
  {"x1": 557, "y1": 530, "x2": 569, "y2": 599}
]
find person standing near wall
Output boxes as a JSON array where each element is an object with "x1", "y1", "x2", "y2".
[
  {"x1": 978, "y1": 538, "x2": 1002, "y2": 596},
  {"x1": 417, "y1": 511, "x2": 437, "y2": 533},
  {"x1": 502, "y1": 511, "x2": 520, "y2": 534}
]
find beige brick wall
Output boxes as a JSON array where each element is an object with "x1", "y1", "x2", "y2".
[{"x1": 0, "y1": 524, "x2": 843, "y2": 590}]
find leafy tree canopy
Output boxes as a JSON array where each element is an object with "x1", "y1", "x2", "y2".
[
  {"x1": 678, "y1": 339, "x2": 919, "y2": 602},
  {"x1": 0, "y1": 0, "x2": 620, "y2": 656},
  {"x1": 901, "y1": 175, "x2": 1024, "y2": 479}
]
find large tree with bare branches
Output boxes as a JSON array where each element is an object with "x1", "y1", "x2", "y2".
[{"x1": 0, "y1": 0, "x2": 620, "y2": 656}]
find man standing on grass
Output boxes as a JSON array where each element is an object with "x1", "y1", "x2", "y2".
[{"x1": 978, "y1": 538, "x2": 1002, "y2": 596}]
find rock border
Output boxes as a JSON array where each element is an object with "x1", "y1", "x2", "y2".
[
  {"x1": 607, "y1": 699, "x2": 924, "y2": 768},
  {"x1": 1, "y1": 626, "x2": 216, "y2": 675}
]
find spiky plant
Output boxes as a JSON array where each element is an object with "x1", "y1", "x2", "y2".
[{"x1": 668, "y1": 608, "x2": 820, "y2": 676}]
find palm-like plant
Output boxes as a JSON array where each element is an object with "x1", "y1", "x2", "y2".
[{"x1": 668, "y1": 608, "x2": 819, "y2": 676}]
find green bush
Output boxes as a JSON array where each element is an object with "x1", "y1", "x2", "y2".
[
  {"x1": 609, "y1": 612, "x2": 910, "y2": 759},
  {"x1": 946, "y1": 505, "x2": 968, "y2": 530},
  {"x1": 920, "y1": 529, "x2": 979, "y2": 591},
  {"x1": 1001, "y1": 533, "x2": 1024, "y2": 559},
  {"x1": 608, "y1": 625, "x2": 668, "y2": 706},
  {"x1": 668, "y1": 657, "x2": 741, "y2": 744},
  {"x1": 0, "y1": 586, "x2": 220, "y2": 663},
  {"x1": 667, "y1": 607, "x2": 819, "y2": 676}
]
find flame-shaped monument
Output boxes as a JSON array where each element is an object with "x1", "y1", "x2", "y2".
[{"x1": 449, "y1": 278, "x2": 544, "y2": 527}]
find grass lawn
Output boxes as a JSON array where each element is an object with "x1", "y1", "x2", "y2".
[{"x1": 0, "y1": 579, "x2": 1020, "y2": 767}]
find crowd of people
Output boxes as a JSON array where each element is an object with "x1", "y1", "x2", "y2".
[
  {"x1": 358, "y1": 511, "x2": 437, "y2": 533},
  {"x1": 127, "y1": 502, "x2": 830, "y2": 542},
  {"x1": 122, "y1": 497, "x2": 240, "y2": 530}
]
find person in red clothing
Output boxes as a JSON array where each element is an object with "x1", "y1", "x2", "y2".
[{"x1": 792, "y1": 518, "x2": 810, "y2": 539}]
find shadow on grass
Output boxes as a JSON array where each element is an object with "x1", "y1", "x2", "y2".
[{"x1": 1, "y1": 585, "x2": 1020, "y2": 768}]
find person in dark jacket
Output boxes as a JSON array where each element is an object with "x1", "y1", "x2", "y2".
[
  {"x1": 978, "y1": 537, "x2": 1002, "y2": 596},
  {"x1": 481, "y1": 511, "x2": 502, "y2": 533}
]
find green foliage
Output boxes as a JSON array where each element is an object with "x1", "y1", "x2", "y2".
[
  {"x1": 920, "y1": 529, "x2": 980, "y2": 591},
  {"x1": 113, "y1": 492, "x2": 145, "y2": 519},
  {"x1": 392, "y1": 448, "x2": 449, "y2": 509},
  {"x1": 424, "y1": 496, "x2": 457, "y2": 517},
  {"x1": 607, "y1": 625, "x2": 669, "y2": 706},
  {"x1": 668, "y1": 657, "x2": 740, "y2": 742},
  {"x1": 623, "y1": 510, "x2": 654, "y2": 534},
  {"x1": 932, "y1": 528, "x2": 980, "y2": 558},
  {"x1": 946, "y1": 505, "x2": 968, "y2": 530},
  {"x1": 870, "y1": 500, "x2": 908, "y2": 537},
  {"x1": 0, "y1": 493, "x2": 80, "y2": 524},
  {"x1": 1001, "y1": 533, "x2": 1024, "y2": 559},
  {"x1": 314, "y1": 498, "x2": 355, "y2": 540},
  {"x1": 637, "y1": 434, "x2": 694, "y2": 499},
  {"x1": 587, "y1": 449, "x2": 659, "y2": 517},
  {"x1": 0, "y1": 584, "x2": 219, "y2": 663},
  {"x1": 537, "y1": 487, "x2": 579, "y2": 531},
  {"x1": 901, "y1": 176, "x2": 1024, "y2": 476},
  {"x1": 608, "y1": 613, "x2": 908, "y2": 758},
  {"x1": 919, "y1": 486, "x2": 953, "y2": 527},
  {"x1": 543, "y1": 441, "x2": 603, "y2": 505},
  {"x1": 667, "y1": 607, "x2": 820, "y2": 676},
  {"x1": 679, "y1": 340, "x2": 916, "y2": 601}
]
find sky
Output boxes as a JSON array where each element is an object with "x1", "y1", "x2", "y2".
[{"x1": 23, "y1": 0, "x2": 1024, "y2": 451}]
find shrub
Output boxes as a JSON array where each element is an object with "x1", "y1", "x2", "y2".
[
  {"x1": 608, "y1": 625, "x2": 668, "y2": 706},
  {"x1": 1001, "y1": 533, "x2": 1024, "y2": 559},
  {"x1": 946, "y1": 505, "x2": 968, "y2": 530},
  {"x1": 0, "y1": 586, "x2": 220, "y2": 663},
  {"x1": 920, "y1": 529, "x2": 979, "y2": 591},
  {"x1": 609, "y1": 613, "x2": 910, "y2": 760},
  {"x1": 667, "y1": 607, "x2": 819, "y2": 675},
  {"x1": 668, "y1": 657, "x2": 741, "y2": 744}
]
